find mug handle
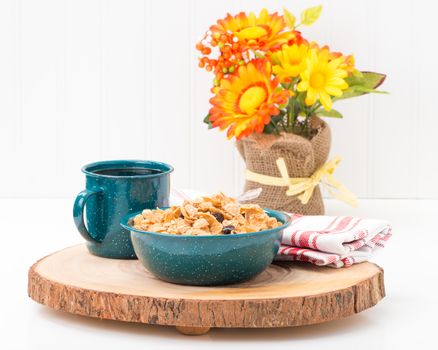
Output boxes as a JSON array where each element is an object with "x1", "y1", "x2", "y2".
[{"x1": 73, "y1": 189, "x2": 103, "y2": 243}]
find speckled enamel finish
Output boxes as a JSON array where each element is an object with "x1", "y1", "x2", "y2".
[
  {"x1": 121, "y1": 209, "x2": 291, "y2": 286},
  {"x1": 73, "y1": 160, "x2": 173, "y2": 259}
]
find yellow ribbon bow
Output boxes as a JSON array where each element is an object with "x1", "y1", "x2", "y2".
[{"x1": 245, "y1": 156, "x2": 358, "y2": 207}]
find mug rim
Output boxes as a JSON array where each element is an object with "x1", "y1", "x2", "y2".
[{"x1": 81, "y1": 160, "x2": 174, "y2": 179}]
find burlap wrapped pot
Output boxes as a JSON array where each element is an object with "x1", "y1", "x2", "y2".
[{"x1": 236, "y1": 117, "x2": 331, "y2": 215}]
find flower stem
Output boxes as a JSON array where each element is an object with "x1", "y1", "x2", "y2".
[
  {"x1": 301, "y1": 102, "x2": 321, "y2": 138},
  {"x1": 286, "y1": 98, "x2": 295, "y2": 130},
  {"x1": 308, "y1": 102, "x2": 321, "y2": 116}
]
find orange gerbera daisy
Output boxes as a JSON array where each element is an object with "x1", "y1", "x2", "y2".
[
  {"x1": 209, "y1": 59, "x2": 290, "y2": 140},
  {"x1": 211, "y1": 9, "x2": 294, "y2": 52}
]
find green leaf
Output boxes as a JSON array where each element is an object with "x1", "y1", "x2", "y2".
[
  {"x1": 263, "y1": 122, "x2": 277, "y2": 134},
  {"x1": 315, "y1": 108, "x2": 343, "y2": 118},
  {"x1": 300, "y1": 5, "x2": 322, "y2": 26},
  {"x1": 283, "y1": 8, "x2": 296, "y2": 29},
  {"x1": 353, "y1": 85, "x2": 388, "y2": 94},
  {"x1": 203, "y1": 114, "x2": 213, "y2": 129},
  {"x1": 352, "y1": 69, "x2": 363, "y2": 78},
  {"x1": 336, "y1": 71, "x2": 387, "y2": 101},
  {"x1": 263, "y1": 114, "x2": 285, "y2": 134},
  {"x1": 363, "y1": 71, "x2": 386, "y2": 89},
  {"x1": 272, "y1": 114, "x2": 286, "y2": 123},
  {"x1": 346, "y1": 71, "x2": 386, "y2": 89}
]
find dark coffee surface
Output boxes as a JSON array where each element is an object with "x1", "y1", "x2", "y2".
[{"x1": 93, "y1": 167, "x2": 162, "y2": 176}]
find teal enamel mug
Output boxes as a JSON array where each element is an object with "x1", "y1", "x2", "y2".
[{"x1": 73, "y1": 160, "x2": 173, "y2": 259}]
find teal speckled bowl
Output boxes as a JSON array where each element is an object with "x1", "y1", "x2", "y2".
[{"x1": 120, "y1": 209, "x2": 291, "y2": 286}]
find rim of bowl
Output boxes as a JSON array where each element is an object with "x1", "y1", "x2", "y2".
[
  {"x1": 81, "y1": 160, "x2": 174, "y2": 179},
  {"x1": 120, "y1": 208, "x2": 292, "y2": 239}
]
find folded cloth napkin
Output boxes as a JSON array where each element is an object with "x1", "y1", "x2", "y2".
[
  {"x1": 275, "y1": 213, "x2": 392, "y2": 268},
  {"x1": 170, "y1": 189, "x2": 392, "y2": 268}
]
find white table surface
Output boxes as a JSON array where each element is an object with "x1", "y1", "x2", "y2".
[{"x1": 2, "y1": 198, "x2": 438, "y2": 349}]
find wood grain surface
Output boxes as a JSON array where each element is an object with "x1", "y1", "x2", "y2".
[{"x1": 28, "y1": 245, "x2": 385, "y2": 332}]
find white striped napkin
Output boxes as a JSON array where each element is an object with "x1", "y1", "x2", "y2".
[{"x1": 275, "y1": 213, "x2": 392, "y2": 267}]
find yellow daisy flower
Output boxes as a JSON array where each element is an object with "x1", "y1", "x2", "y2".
[
  {"x1": 271, "y1": 44, "x2": 309, "y2": 82},
  {"x1": 297, "y1": 49, "x2": 349, "y2": 110}
]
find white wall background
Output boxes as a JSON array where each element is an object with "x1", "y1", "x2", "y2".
[{"x1": 1, "y1": 0, "x2": 437, "y2": 199}]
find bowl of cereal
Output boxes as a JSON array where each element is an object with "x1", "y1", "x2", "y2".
[{"x1": 120, "y1": 193, "x2": 291, "y2": 286}]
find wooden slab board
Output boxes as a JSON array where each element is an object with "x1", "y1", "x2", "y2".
[{"x1": 28, "y1": 244, "x2": 385, "y2": 335}]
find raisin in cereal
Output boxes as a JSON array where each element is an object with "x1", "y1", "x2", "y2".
[{"x1": 132, "y1": 192, "x2": 282, "y2": 236}]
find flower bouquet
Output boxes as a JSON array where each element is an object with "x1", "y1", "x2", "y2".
[{"x1": 197, "y1": 5, "x2": 386, "y2": 214}]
